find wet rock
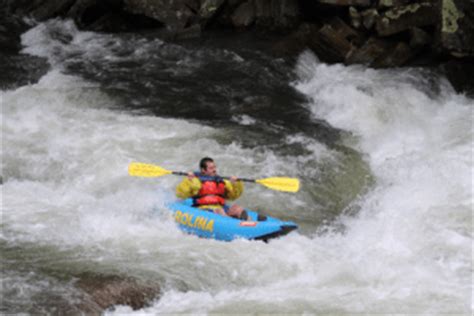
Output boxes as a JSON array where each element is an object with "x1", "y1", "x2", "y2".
[
  {"x1": 378, "y1": 0, "x2": 413, "y2": 8},
  {"x1": 0, "y1": 9, "x2": 28, "y2": 54},
  {"x1": 361, "y1": 8, "x2": 379, "y2": 29},
  {"x1": 346, "y1": 37, "x2": 415, "y2": 67},
  {"x1": 254, "y1": 0, "x2": 301, "y2": 31},
  {"x1": 75, "y1": 273, "x2": 160, "y2": 311},
  {"x1": 0, "y1": 54, "x2": 50, "y2": 89},
  {"x1": 123, "y1": 0, "x2": 197, "y2": 31},
  {"x1": 209, "y1": 0, "x2": 245, "y2": 28},
  {"x1": 271, "y1": 23, "x2": 318, "y2": 57},
  {"x1": 440, "y1": 59, "x2": 474, "y2": 95},
  {"x1": 307, "y1": 17, "x2": 364, "y2": 63},
  {"x1": 409, "y1": 27, "x2": 431, "y2": 48},
  {"x1": 0, "y1": 7, "x2": 50, "y2": 89},
  {"x1": 231, "y1": 1, "x2": 256, "y2": 28},
  {"x1": 93, "y1": 12, "x2": 163, "y2": 32},
  {"x1": 66, "y1": 0, "x2": 117, "y2": 28},
  {"x1": 349, "y1": 7, "x2": 362, "y2": 29},
  {"x1": 199, "y1": 0, "x2": 227, "y2": 21},
  {"x1": 439, "y1": 0, "x2": 474, "y2": 57},
  {"x1": 314, "y1": 0, "x2": 371, "y2": 7},
  {"x1": 376, "y1": 2, "x2": 437, "y2": 36},
  {"x1": 174, "y1": 24, "x2": 202, "y2": 39},
  {"x1": 32, "y1": 0, "x2": 78, "y2": 21},
  {"x1": 372, "y1": 41, "x2": 414, "y2": 67},
  {"x1": 345, "y1": 37, "x2": 392, "y2": 64}
]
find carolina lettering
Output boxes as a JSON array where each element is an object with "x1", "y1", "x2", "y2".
[{"x1": 174, "y1": 210, "x2": 214, "y2": 232}]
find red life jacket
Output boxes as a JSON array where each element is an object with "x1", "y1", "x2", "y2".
[{"x1": 193, "y1": 175, "x2": 226, "y2": 206}]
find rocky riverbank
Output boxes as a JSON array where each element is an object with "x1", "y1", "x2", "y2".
[{"x1": 2, "y1": 0, "x2": 474, "y2": 94}]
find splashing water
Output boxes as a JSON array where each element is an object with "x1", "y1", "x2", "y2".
[{"x1": 1, "y1": 21, "x2": 472, "y2": 314}]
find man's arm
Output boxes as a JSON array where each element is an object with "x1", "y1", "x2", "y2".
[
  {"x1": 223, "y1": 177, "x2": 244, "y2": 200},
  {"x1": 176, "y1": 175, "x2": 202, "y2": 199}
]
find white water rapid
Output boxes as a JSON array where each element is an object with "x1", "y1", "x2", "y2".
[{"x1": 1, "y1": 21, "x2": 472, "y2": 314}]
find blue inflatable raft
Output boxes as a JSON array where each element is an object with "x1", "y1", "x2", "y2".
[{"x1": 168, "y1": 199, "x2": 298, "y2": 242}]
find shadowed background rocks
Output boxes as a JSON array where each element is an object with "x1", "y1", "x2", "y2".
[{"x1": 1, "y1": 0, "x2": 473, "y2": 93}]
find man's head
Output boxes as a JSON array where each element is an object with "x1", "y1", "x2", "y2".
[{"x1": 199, "y1": 157, "x2": 217, "y2": 176}]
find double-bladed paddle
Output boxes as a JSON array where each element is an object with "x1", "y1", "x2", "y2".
[{"x1": 128, "y1": 162, "x2": 300, "y2": 193}]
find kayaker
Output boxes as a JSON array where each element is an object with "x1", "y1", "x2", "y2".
[{"x1": 176, "y1": 157, "x2": 249, "y2": 220}]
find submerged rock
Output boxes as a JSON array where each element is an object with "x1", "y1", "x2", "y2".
[{"x1": 75, "y1": 273, "x2": 160, "y2": 311}]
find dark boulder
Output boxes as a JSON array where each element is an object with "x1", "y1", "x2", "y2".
[
  {"x1": 231, "y1": 1, "x2": 256, "y2": 28},
  {"x1": 123, "y1": 0, "x2": 198, "y2": 31},
  {"x1": 199, "y1": 0, "x2": 227, "y2": 21},
  {"x1": 439, "y1": 0, "x2": 474, "y2": 57},
  {"x1": 409, "y1": 26, "x2": 431, "y2": 48},
  {"x1": 75, "y1": 273, "x2": 160, "y2": 311},
  {"x1": 314, "y1": 0, "x2": 371, "y2": 7},
  {"x1": 67, "y1": 0, "x2": 116, "y2": 28},
  {"x1": 372, "y1": 41, "x2": 414, "y2": 67},
  {"x1": 173, "y1": 24, "x2": 202, "y2": 39},
  {"x1": 346, "y1": 37, "x2": 416, "y2": 67},
  {"x1": 271, "y1": 23, "x2": 318, "y2": 57},
  {"x1": 0, "y1": 7, "x2": 29, "y2": 53},
  {"x1": 349, "y1": 7, "x2": 362, "y2": 29},
  {"x1": 254, "y1": 0, "x2": 301, "y2": 31},
  {"x1": 0, "y1": 5, "x2": 50, "y2": 89},
  {"x1": 361, "y1": 8, "x2": 379, "y2": 29},
  {"x1": 307, "y1": 17, "x2": 364, "y2": 63},
  {"x1": 66, "y1": 0, "x2": 163, "y2": 32},
  {"x1": 0, "y1": 54, "x2": 50, "y2": 89},
  {"x1": 378, "y1": 0, "x2": 413, "y2": 8},
  {"x1": 349, "y1": 7, "x2": 379, "y2": 30},
  {"x1": 376, "y1": 2, "x2": 437, "y2": 36},
  {"x1": 346, "y1": 37, "x2": 393, "y2": 65},
  {"x1": 440, "y1": 59, "x2": 474, "y2": 96}
]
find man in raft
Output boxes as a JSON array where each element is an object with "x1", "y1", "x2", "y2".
[{"x1": 176, "y1": 157, "x2": 249, "y2": 220}]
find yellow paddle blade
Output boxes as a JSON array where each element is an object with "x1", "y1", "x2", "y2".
[
  {"x1": 256, "y1": 177, "x2": 300, "y2": 193},
  {"x1": 128, "y1": 162, "x2": 172, "y2": 177}
]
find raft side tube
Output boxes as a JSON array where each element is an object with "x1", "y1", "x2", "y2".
[{"x1": 167, "y1": 199, "x2": 298, "y2": 241}]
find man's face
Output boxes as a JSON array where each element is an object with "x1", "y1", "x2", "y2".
[{"x1": 202, "y1": 161, "x2": 217, "y2": 176}]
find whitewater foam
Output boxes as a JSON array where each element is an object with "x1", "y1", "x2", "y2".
[{"x1": 3, "y1": 20, "x2": 472, "y2": 314}]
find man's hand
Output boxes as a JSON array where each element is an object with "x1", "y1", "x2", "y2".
[
  {"x1": 229, "y1": 176, "x2": 238, "y2": 183},
  {"x1": 187, "y1": 172, "x2": 196, "y2": 180}
]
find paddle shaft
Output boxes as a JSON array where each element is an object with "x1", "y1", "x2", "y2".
[
  {"x1": 172, "y1": 171, "x2": 256, "y2": 183},
  {"x1": 128, "y1": 162, "x2": 299, "y2": 192}
]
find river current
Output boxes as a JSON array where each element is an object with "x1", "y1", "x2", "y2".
[{"x1": 1, "y1": 19, "x2": 472, "y2": 314}]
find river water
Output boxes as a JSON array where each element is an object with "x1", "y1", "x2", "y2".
[{"x1": 1, "y1": 19, "x2": 472, "y2": 314}]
